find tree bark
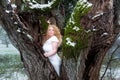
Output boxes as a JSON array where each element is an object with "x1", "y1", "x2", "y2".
[
  {"x1": 77, "y1": 0, "x2": 116, "y2": 80},
  {"x1": 0, "y1": 0, "x2": 68, "y2": 80},
  {"x1": 0, "y1": 0, "x2": 120, "y2": 80}
]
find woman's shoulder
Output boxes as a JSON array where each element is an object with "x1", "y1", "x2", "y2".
[
  {"x1": 51, "y1": 36, "x2": 57, "y2": 38},
  {"x1": 50, "y1": 36, "x2": 59, "y2": 42}
]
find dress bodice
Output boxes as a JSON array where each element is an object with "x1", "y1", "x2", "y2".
[
  {"x1": 42, "y1": 35, "x2": 61, "y2": 76},
  {"x1": 43, "y1": 36, "x2": 59, "y2": 52}
]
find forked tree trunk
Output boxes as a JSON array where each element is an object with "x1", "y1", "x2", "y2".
[{"x1": 0, "y1": 0, "x2": 119, "y2": 80}]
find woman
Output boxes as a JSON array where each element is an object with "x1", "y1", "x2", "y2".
[{"x1": 42, "y1": 24, "x2": 62, "y2": 76}]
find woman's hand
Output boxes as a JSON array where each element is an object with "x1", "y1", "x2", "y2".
[
  {"x1": 44, "y1": 41, "x2": 58, "y2": 57},
  {"x1": 44, "y1": 52, "x2": 49, "y2": 57}
]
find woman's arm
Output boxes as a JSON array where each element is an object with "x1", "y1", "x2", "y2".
[{"x1": 44, "y1": 41, "x2": 58, "y2": 57}]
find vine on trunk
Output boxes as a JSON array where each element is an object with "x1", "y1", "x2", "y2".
[{"x1": 62, "y1": 0, "x2": 92, "y2": 60}]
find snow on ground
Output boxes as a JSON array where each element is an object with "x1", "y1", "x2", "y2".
[
  {"x1": 0, "y1": 43, "x2": 28, "y2": 80},
  {"x1": 0, "y1": 72, "x2": 28, "y2": 80},
  {"x1": 0, "y1": 44, "x2": 19, "y2": 55}
]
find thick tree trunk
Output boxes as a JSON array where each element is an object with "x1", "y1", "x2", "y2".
[
  {"x1": 114, "y1": 0, "x2": 120, "y2": 35},
  {"x1": 77, "y1": 0, "x2": 116, "y2": 80},
  {"x1": 0, "y1": 0, "x2": 120, "y2": 80},
  {"x1": 0, "y1": 9, "x2": 47, "y2": 80},
  {"x1": 0, "y1": 0, "x2": 68, "y2": 80}
]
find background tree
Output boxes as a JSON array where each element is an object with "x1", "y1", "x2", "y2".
[
  {"x1": 0, "y1": 0, "x2": 119, "y2": 80},
  {"x1": 0, "y1": 26, "x2": 10, "y2": 47}
]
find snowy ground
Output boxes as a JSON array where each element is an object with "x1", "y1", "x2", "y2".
[
  {"x1": 0, "y1": 72, "x2": 28, "y2": 80},
  {"x1": 0, "y1": 44, "x2": 28, "y2": 80},
  {"x1": 0, "y1": 44, "x2": 19, "y2": 55}
]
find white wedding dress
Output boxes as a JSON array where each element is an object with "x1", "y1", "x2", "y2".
[{"x1": 43, "y1": 36, "x2": 61, "y2": 76}]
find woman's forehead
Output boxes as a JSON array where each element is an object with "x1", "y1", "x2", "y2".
[{"x1": 48, "y1": 26, "x2": 54, "y2": 29}]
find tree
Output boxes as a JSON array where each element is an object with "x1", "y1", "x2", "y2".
[
  {"x1": 0, "y1": 0, "x2": 119, "y2": 80},
  {"x1": 0, "y1": 26, "x2": 10, "y2": 47}
]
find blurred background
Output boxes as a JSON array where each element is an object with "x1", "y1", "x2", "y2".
[{"x1": 0, "y1": 26, "x2": 28, "y2": 80}]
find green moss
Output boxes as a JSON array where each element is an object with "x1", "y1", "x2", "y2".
[{"x1": 62, "y1": 0, "x2": 92, "y2": 60}]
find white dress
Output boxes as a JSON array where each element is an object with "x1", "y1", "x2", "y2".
[{"x1": 43, "y1": 36, "x2": 61, "y2": 76}]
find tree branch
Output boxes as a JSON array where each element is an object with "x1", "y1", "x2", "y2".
[{"x1": 100, "y1": 45, "x2": 120, "y2": 80}]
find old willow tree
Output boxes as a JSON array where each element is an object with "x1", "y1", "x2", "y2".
[{"x1": 0, "y1": 0, "x2": 119, "y2": 80}]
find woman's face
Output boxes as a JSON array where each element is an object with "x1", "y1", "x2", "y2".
[{"x1": 47, "y1": 26, "x2": 55, "y2": 37}]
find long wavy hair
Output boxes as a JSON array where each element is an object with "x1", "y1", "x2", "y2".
[{"x1": 43, "y1": 24, "x2": 62, "y2": 46}]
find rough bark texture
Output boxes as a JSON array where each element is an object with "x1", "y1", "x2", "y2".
[
  {"x1": 114, "y1": 0, "x2": 120, "y2": 35},
  {"x1": 77, "y1": 0, "x2": 117, "y2": 80},
  {"x1": 0, "y1": 0, "x2": 120, "y2": 80},
  {"x1": 0, "y1": 8, "x2": 56, "y2": 80},
  {"x1": 0, "y1": 0, "x2": 68, "y2": 80}
]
